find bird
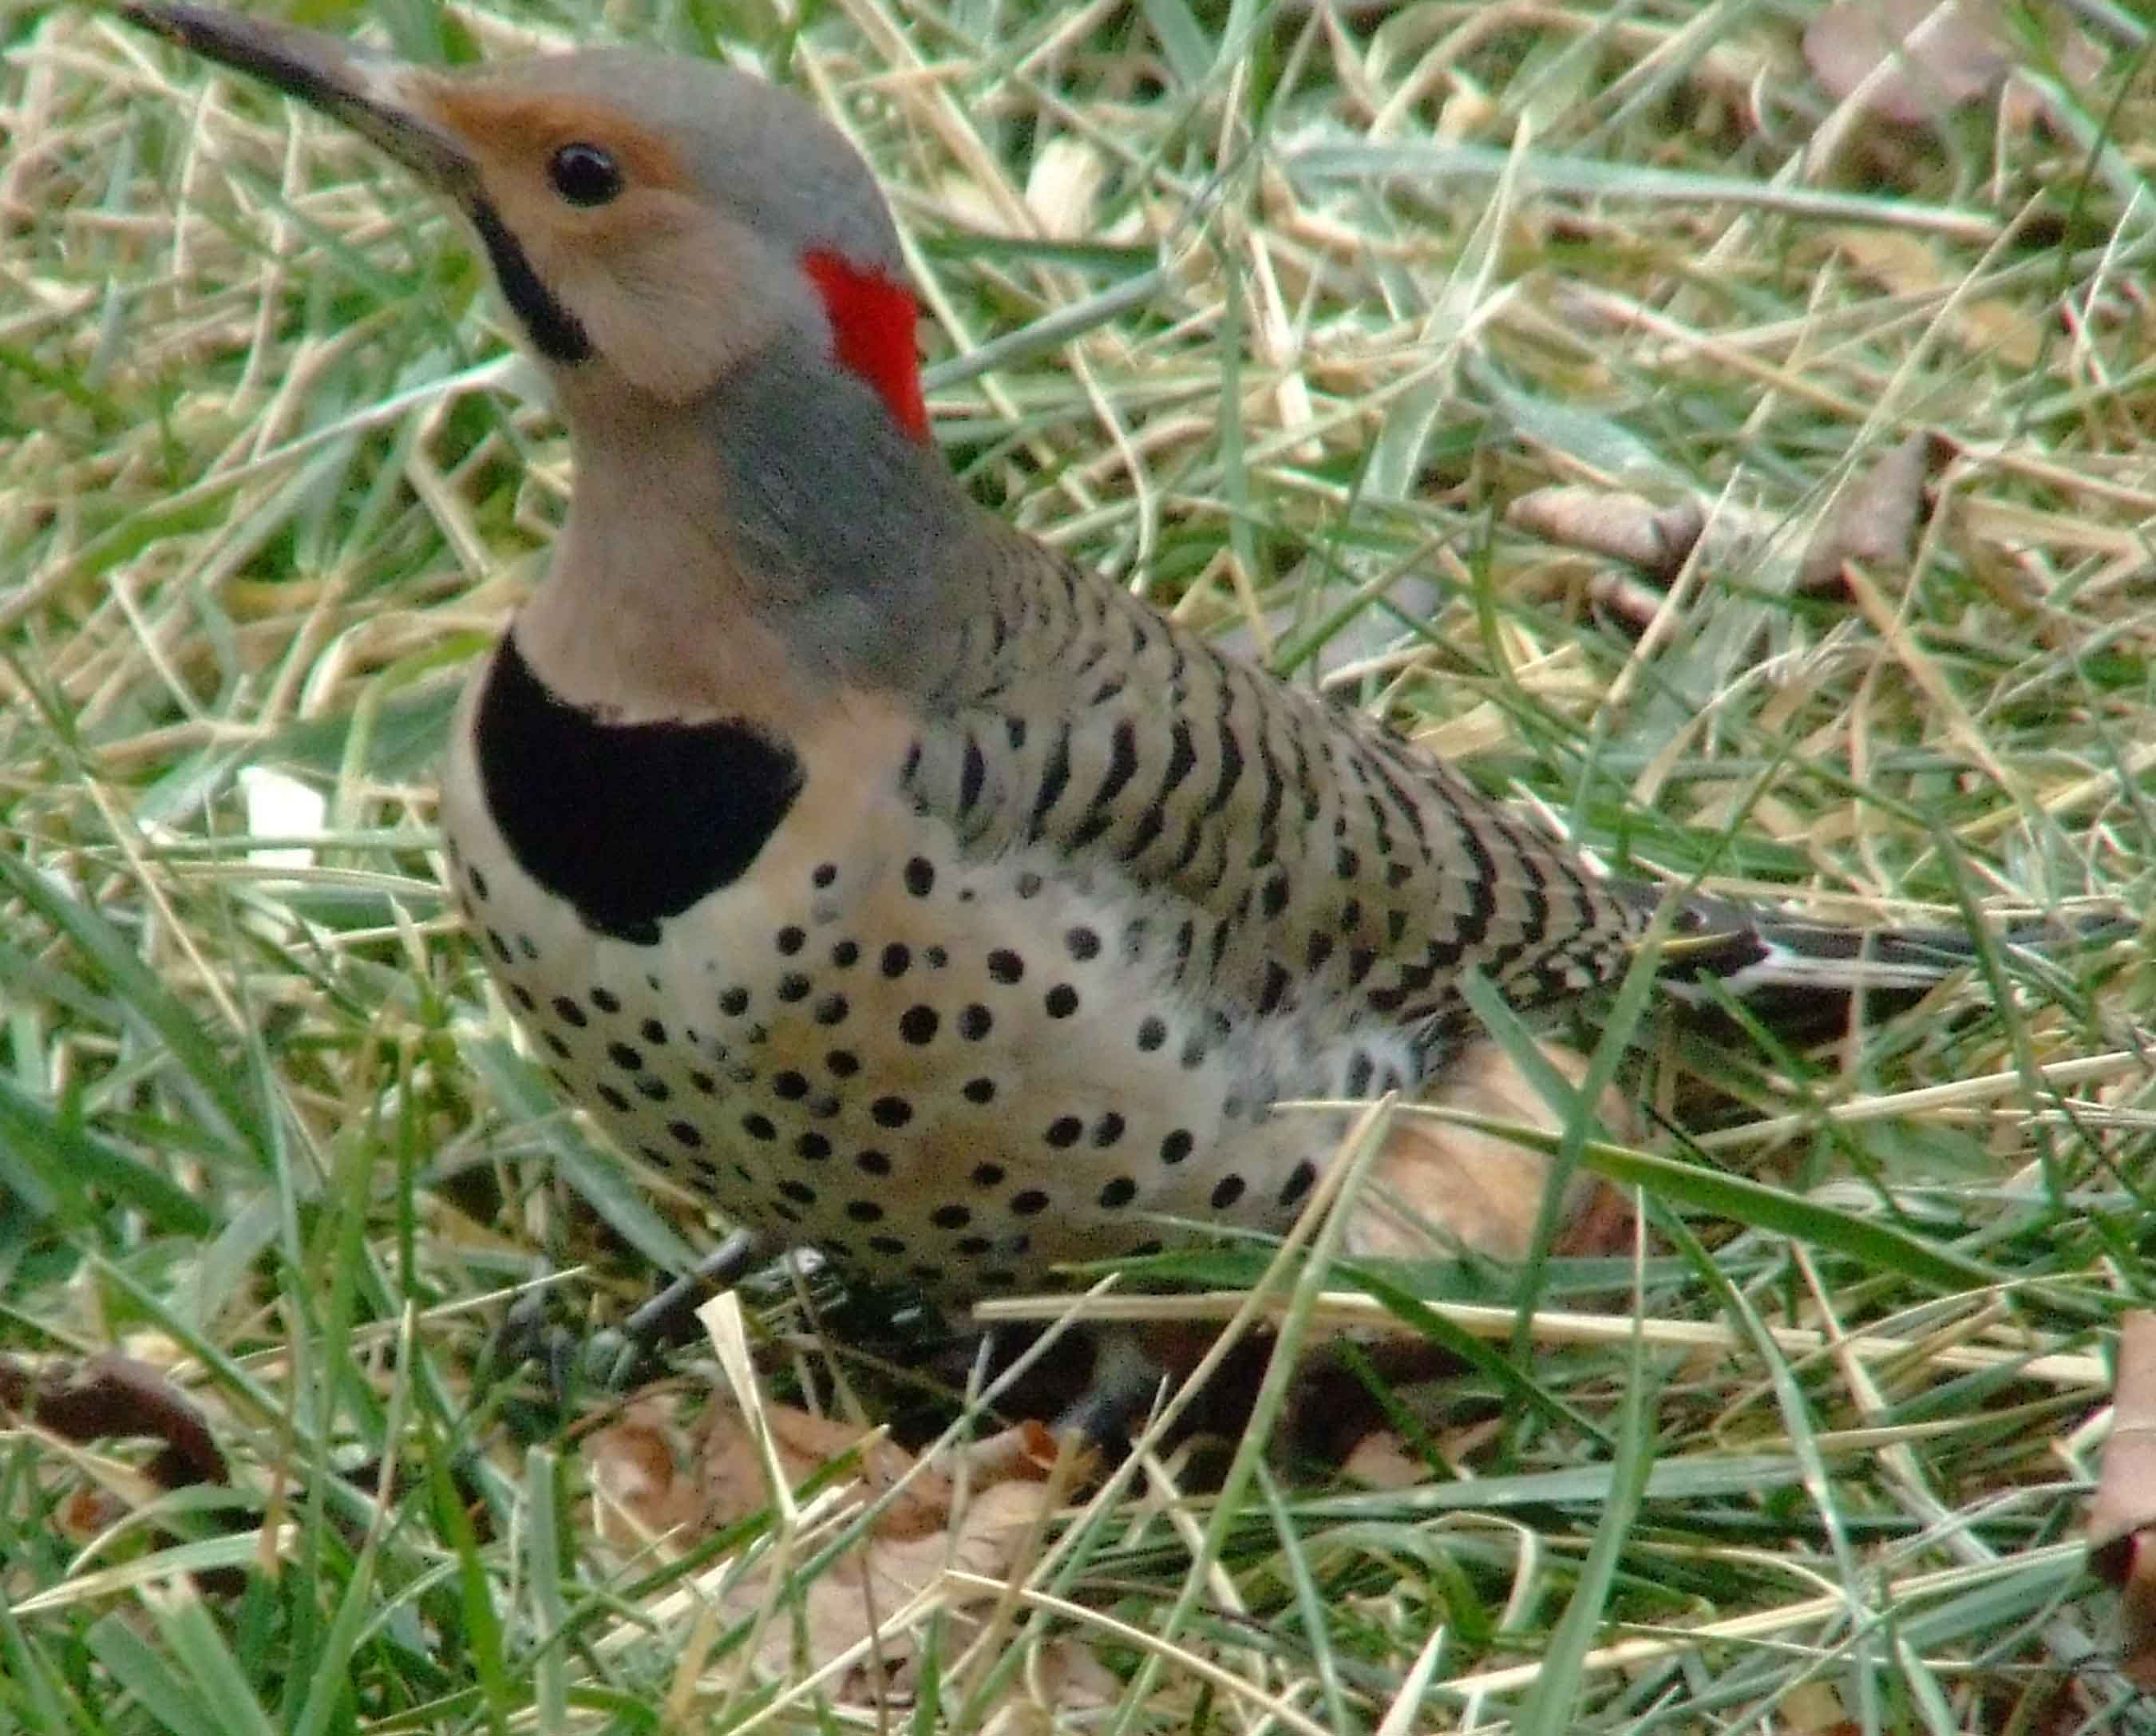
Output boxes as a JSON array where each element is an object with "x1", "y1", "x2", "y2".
[{"x1": 119, "y1": 3, "x2": 2099, "y2": 1403}]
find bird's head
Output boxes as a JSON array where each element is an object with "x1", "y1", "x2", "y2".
[{"x1": 125, "y1": 3, "x2": 928, "y2": 438}]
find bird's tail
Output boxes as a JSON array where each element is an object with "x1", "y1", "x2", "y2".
[{"x1": 1640, "y1": 892, "x2": 2130, "y2": 1038}]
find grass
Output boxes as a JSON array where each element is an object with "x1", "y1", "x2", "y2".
[{"x1": 4, "y1": 0, "x2": 2155, "y2": 1727}]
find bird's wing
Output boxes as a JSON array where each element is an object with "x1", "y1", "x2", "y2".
[{"x1": 899, "y1": 535, "x2": 1649, "y2": 1035}]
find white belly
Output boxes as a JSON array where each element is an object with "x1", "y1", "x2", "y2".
[{"x1": 437, "y1": 665, "x2": 1416, "y2": 1304}]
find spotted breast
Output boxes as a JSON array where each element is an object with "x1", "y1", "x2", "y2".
[{"x1": 438, "y1": 601, "x2": 1448, "y2": 1305}]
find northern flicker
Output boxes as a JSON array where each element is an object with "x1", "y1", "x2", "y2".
[{"x1": 123, "y1": 6, "x2": 2077, "y2": 1354}]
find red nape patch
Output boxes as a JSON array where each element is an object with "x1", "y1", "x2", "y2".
[{"x1": 802, "y1": 250, "x2": 928, "y2": 442}]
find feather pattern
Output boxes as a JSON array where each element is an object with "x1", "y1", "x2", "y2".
[{"x1": 900, "y1": 525, "x2": 1648, "y2": 1054}]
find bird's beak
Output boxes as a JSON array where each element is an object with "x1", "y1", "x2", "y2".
[{"x1": 122, "y1": 2, "x2": 476, "y2": 197}]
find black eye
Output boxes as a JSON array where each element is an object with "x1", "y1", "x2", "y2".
[{"x1": 548, "y1": 142, "x2": 623, "y2": 207}]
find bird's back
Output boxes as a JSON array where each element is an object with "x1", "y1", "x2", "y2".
[{"x1": 903, "y1": 520, "x2": 1652, "y2": 1048}]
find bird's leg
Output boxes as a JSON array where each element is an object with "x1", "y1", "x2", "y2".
[
  {"x1": 1050, "y1": 1328, "x2": 1170, "y2": 1453},
  {"x1": 582, "y1": 1228, "x2": 771, "y2": 1388}
]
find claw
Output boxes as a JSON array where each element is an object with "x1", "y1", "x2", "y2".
[
  {"x1": 481, "y1": 1230, "x2": 773, "y2": 1407},
  {"x1": 481, "y1": 1281, "x2": 568, "y2": 1390}
]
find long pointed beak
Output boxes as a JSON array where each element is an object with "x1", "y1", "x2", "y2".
[{"x1": 122, "y1": 2, "x2": 475, "y2": 196}]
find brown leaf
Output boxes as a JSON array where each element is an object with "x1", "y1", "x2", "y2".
[
  {"x1": 2089, "y1": 1311, "x2": 2156, "y2": 1686},
  {"x1": 1776, "y1": 1681, "x2": 1853, "y2": 1733},
  {"x1": 1341, "y1": 1430, "x2": 1438, "y2": 1489},
  {"x1": 682, "y1": 1399, "x2": 952, "y2": 1541},
  {"x1": 954, "y1": 1419, "x2": 1064, "y2": 1484},
  {"x1": 1797, "y1": 430, "x2": 1952, "y2": 596},
  {"x1": 1507, "y1": 486, "x2": 1707, "y2": 584},
  {"x1": 588, "y1": 1406, "x2": 707, "y2": 1544},
  {"x1": 591, "y1": 1397, "x2": 954, "y2": 1550},
  {"x1": 1027, "y1": 1637, "x2": 1125, "y2": 1713},
  {"x1": 763, "y1": 1405, "x2": 951, "y2": 1540},
  {"x1": 0, "y1": 1353, "x2": 229, "y2": 1492},
  {"x1": 1803, "y1": 0, "x2": 2010, "y2": 126},
  {"x1": 1, "y1": 1352, "x2": 244, "y2": 1595},
  {"x1": 1343, "y1": 1039, "x2": 1636, "y2": 1263},
  {"x1": 1584, "y1": 568, "x2": 1675, "y2": 635},
  {"x1": 584, "y1": 1392, "x2": 1086, "y2": 1705},
  {"x1": 60, "y1": 1485, "x2": 128, "y2": 1544},
  {"x1": 750, "y1": 1475, "x2": 1058, "y2": 1695},
  {"x1": 1998, "y1": 22, "x2": 2110, "y2": 134}
]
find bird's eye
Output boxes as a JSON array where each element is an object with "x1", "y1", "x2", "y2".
[{"x1": 548, "y1": 142, "x2": 623, "y2": 207}]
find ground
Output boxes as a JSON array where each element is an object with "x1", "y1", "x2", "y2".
[{"x1": 2, "y1": 0, "x2": 2154, "y2": 1729}]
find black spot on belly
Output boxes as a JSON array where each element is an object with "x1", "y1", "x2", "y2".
[{"x1": 474, "y1": 632, "x2": 804, "y2": 945}]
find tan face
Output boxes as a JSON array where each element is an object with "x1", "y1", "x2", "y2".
[{"x1": 416, "y1": 82, "x2": 809, "y2": 401}]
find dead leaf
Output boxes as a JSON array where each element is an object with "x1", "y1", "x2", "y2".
[
  {"x1": 1, "y1": 1352, "x2": 243, "y2": 1595},
  {"x1": 1803, "y1": 0, "x2": 2010, "y2": 126},
  {"x1": 1825, "y1": 228, "x2": 2043, "y2": 368},
  {"x1": 1998, "y1": 22, "x2": 2110, "y2": 134},
  {"x1": 1341, "y1": 1430, "x2": 1438, "y2": 1489},
  {"x1": 958, "y1": 1418, "x2": 1064, "y2": 1484},
  {"x1": 60, "y1": 1484, "x2": 128, "y2": 1545},
  {"x1": 1025, "y1": 136, "x2": 1107, "y2": 242},
  {"x1": 1507, "y1": 486, "x2": 1707, "y2": 584},
  {"x1": 591, "y1": 1396, "x2": 951, "y2": 1548},
  {"x1": 760, "y1": 1404, "x2": 951, "y2": 1540},
  {"x1": 687, "y1": 1399, "x2": 950, "y2": 1540},
  {"x1": 1029, "y1": 1637, "x2": 1125, "y2": 1712},
  {"x1": 1777, "y1": 1680, "x2": 1853, "y2": 1733},
  {"x1": 2088, "y1": 1311, "x2": 2156, "y2": 1687},
  {"x1": 1585, "y1": 568, "x2": 1674, "y2": 635},
  {"x1": 589, "y1": 1405, "x2": 706, "y2": 1544},
  {"x1": 749, "y1": 1473, "x2": 1058, "y2": 1697},
  {"x1": 1797, "y1": 430, "x2": 1952, "y2": 595},
  {"x1": 1343, "y1": 1039, "x2": 1637, "y2": 1263},
  {"x1": 585, "y1": 1394, "x2": 1083, "y2": 1706}
]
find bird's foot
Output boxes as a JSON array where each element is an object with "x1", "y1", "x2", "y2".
[{"x1": 482, "y1": 1228, "x2": 771, "y2": 1407}]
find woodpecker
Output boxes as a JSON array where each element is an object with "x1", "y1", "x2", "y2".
[{"x1": 122, "y1": 4, "x2": 2086, "y2": 1360}]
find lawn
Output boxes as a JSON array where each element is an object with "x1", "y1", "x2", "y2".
[{"x1": 3, "y1": 0, "x2": 2154, "y2": 1728}]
